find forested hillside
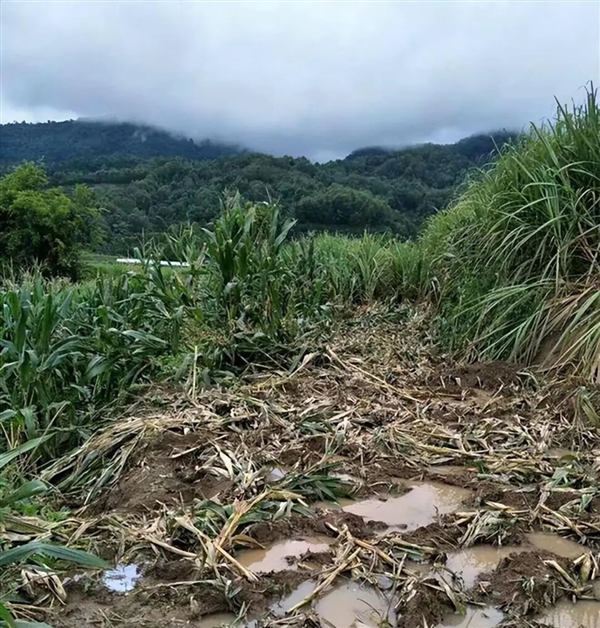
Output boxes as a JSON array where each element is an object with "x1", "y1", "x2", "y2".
[
  {"x1": 0, "y1": 120, "x2": 516, "y2": 253},
  {"x1": 0, "y1": 120, "x2": 242, "y2": 165}
]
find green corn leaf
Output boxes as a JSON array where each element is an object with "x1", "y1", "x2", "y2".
[
  {"x1": 0, "y1": 436, "x2": 52, "y2": 471},
  {"x1": 0, "y1": 541, "x2": 108, "y2": 569}
]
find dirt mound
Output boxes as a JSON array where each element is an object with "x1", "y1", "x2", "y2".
[
  {"x1": 101, "y1": 430, "x2": 217, "y2": 513},
  {"x1": 248, "y1": 509, "x2": 385, "y2": 545},
  {"x1": 475, "y1": 550, "x2": 566, "y2": 615},
  {"x1": 432, "y1": 360, "x2": 526, "y2": 391}
]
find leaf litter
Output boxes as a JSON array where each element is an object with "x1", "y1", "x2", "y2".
[{"x1": 8, "y1": 307, "x2": 600, "y2": 627}]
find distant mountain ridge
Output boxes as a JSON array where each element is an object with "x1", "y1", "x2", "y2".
[
  {"x1": 0, "y1": 119, "x2": 244, "y2": 166},
  {"x1": 0, "y1": 118, "x2": 519, "y2": 254}
]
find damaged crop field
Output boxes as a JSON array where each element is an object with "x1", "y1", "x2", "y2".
[{"x1": 1, "y1": 92, "x2": 599, "y2": 627}]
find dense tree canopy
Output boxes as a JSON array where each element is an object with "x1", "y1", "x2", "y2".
[
  {"x1": 0, "y1": 120, "x2": 517, "y2": 254},
  {"x1": 0, "y1": 120, "x2": 242, "y2": 166},
  {"x1": 0, "y1": 163, "x2": 100, "y2": 277}
]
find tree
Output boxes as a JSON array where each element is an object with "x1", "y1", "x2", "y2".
[
  {"x1": 295, "y1": 184, "x2": 405, "y2": 233},
  {"x1": 0, "y1": 163, "x2": 101, "y2": 278}
]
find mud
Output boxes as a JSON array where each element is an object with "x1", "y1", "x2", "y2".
[
  {"x1": 474, "y1": 550, "x2": 567, "y2": 615},
  {"x1": 247, "y1": 509, "x2": 384, "y2": 545},
  {"x1": 431, "y1": 361, "x2": 526, "y2": 392},
  {"x1": 396, "y1": 582, "x2": 456, "y2": 628},
  {"x1": 401, "y1": 520, "x2": 464, "y2": 550},
  {"x1": 102, "y1": 429, "x2": 216, "y2": 513},
  {"x1": 53, "y1": 578, "x2": 231, "y2": 627}
]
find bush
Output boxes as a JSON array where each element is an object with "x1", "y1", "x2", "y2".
[{"x1": 0, "y1": 163, "x2": 101, "y2": 280}]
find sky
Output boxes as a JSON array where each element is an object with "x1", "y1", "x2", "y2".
[{"x1": 1, "y1": 1, "x2": 599, "y2": 160}]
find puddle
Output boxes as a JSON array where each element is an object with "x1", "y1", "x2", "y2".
[
  {"x1": 103, "y1": 564, "x2": 140, "y2": 592},
  {"x1": 196, "y1": 614, "x2": 238, "y2": 628},
  {"x1": 438, "y1": 606, "x2": 504, "y2": 627},
  {"x1": 238, "y1": 538, "x2": 331, "y2": 573},
  {"x1": 539, "y1": 600, "x2": 600, "y2": 627},
  {"x1": 526, "y1": 533, "x2": 586, "y2": 559},
  {"x1": 315, "y1": 582, "x2": 396, "y2": 628},
  {"x1": 271, "y1": 580, "x2": 316, "y2": 616},
  {"x1": 445, "y1": 546, "x2": 525, "y2": 588},
  {"x1": 342, "y1": 482, "x2": 471, "y2": 530},
  {"x1": 265, "y1": 467, "x2": 287, "y2": 483}
]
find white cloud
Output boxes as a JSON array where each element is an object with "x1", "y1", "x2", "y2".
[{"x1": 2, "y1": 0, "x2": 599, "y2": 157}]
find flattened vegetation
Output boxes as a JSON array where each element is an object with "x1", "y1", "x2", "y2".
[{"x1": 11, "y1": 310, "x2": 599, "y2": 627}]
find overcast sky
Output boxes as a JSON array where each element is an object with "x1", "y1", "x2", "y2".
[{"x1": 2, "y1": 1, "x2": 599, "y2": 160}]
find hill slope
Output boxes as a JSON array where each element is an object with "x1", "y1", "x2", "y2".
[
  {"x1": 0, "y1": 120, "x2": 243, "y2": 165},
  {"x1": 0, "y1": 119, "x2": 517, "y2": 253}
]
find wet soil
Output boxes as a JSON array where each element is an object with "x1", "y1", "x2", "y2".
[
  {"x1": 35, "y1": 311, "x2": 600, "y2": 628},
  {"x1": 431, "y1": 360, "x2": 527, "y2": 392},
  {"x1": 101, "y1": 430, "x2": 216, "y2": 513},
  {"x1": 474, "y1": 550, "x2": 568, "y2": 615}
]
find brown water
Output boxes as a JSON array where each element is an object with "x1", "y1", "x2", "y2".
[
  {"x1": 437, "y1": 606, "x2": 504, "y2": 627},
  {"x1": 341, "y1": 482, "x2": 472, "y2": 529},
  {"x1": 238, "y1": 538, "x2": 331, "y2": 573},
  {"x1": 539, "y1": 600, "x2": 600, "y2": 627},
  {"x1": 270, "y1": 580, "x2": 317, "y2": 616},
  {"x1": 526, "y1": 532, "x2": 586, "y2": 559},
  {"x1": 445, "y1": 546, "x2": 526, "y2": 588},
  {"x1": 315, "y1": 582, "x2": 396, "y2": 628}
]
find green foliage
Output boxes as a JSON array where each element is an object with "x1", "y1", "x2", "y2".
[
  {"x1": 0, "y1": 120, "x2": 241, "y2": 166},
  {"x1": 0, "y1": 164, "x2": 100, "y2": 279},
  {"x1": 3, "y1": 130, "x2": 515, "y2": 253},
  {"x1": 0, "y1": 271, "x2": 194, "y2": 457},
  {"x1": 0, "y1": 444, "x2": 106, "y2": 628},
  {"x1": 295, "y1": 184, "x2": 403, "y2": 232},
  {"x1": 197, "y1": 195, "x2": 329, "y2": 370},
  {"x1": 421, "y1": 85, "x2": 600, "y2": 380}
]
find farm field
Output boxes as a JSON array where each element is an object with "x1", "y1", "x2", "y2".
[
  {"x1": 48, "y1": 311, "x2": 600, "y2": 628},
  {"x1": 1, "y1": 90, "x2": 598, "y2": 628}
]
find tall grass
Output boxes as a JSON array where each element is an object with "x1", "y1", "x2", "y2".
[
  {"x1": 312, "y1": 232, "x2": 427, "y2": 303},
  {"x1": 421, "y1": 85, "x2": 599, "y2": 380}
]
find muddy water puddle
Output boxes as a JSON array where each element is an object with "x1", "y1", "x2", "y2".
[
  {"x1": 238, "y1": 538, "x2": 331, "y2": 573},
  {"x1": 526, "y1": 532, "x2": 587, "y2": 559},
  {"x1": 340, "y1": 482, "x2": 472, "y2": 530},
  {"x1": 315, "y1": 582, "x2": 396, "y2": 628},
  {"x1": 437, "y1": 607, "x2": 504, "y2": 627},
  {"x1": 271, "y1": 580, "x2": 316, "y2": 616},
  {"x1": 539, "y1": 600, "x2": 600, "y2": 627},
  {"x1": 445, "y1": 546, "x2": 526, "y2": 588},
  {"x1": 196, "y1": 613, "x2": 238, "y2": 627}
]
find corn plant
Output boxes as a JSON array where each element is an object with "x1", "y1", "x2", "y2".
[{"x1": 0, "y1": 443, "x2": 107, "y2": 628}]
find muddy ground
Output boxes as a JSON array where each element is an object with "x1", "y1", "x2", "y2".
[{"x1": 13, "y1": 309, "x2": 600, "y2": 627}]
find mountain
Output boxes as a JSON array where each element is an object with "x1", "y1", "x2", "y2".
[
  {"x1": 0, "y1": 120, "x2": 518, "y2": 253},
  {"x1": 0, "y1": 120, "x2": 243, "y2": 166}
]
